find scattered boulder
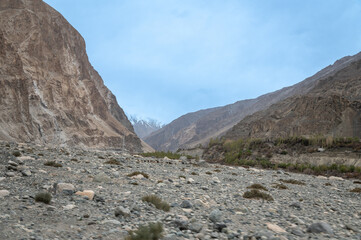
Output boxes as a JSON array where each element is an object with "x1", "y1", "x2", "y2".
[
  {"x1": 209, "y1": 209, "x2": 222, "y2": 223},
  {"x1": 114, "y1": 206, "x2": 131, "y2": 217},
  {"x1": 307, "y1": 222, "x2": 333, "y2": 234},
  {"x1": 0, "y1": 190, "x2": 10, "y2": 198},
  {"x1": 75, "y1": 190, "x2": 95, "y2": 200},
  {"x1": 56, "y1": 183, "x2": 75, "y2": 194}
]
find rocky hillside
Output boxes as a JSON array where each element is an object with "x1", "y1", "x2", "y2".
[
  {"x1": 145, "y1": 51, "x2": 361, "y2": 152},
  {"x1": 129, "y1": 116, "x2": 164, "y2": 139},
  {"x1": 226, "y1": 53, "x2": 361, "y2": 140},
  {"x1": 0, "y1": 0, "x2": 144, "y2": 151}
]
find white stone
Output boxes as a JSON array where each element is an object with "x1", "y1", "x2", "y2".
[
  {"x1": 0, "y1": 190, "x2": 10, "y2": 198},
  {"x1": 63, "y1": 204, "x2": 76, "y2": 210},
  {"x1": 328, "y1": 176, "x2": 344, "y2": 181},
  {"x1": 316, "y1": 176, "x2": 327, "y2": 179},
  {"x1": 56, "y1": 183, "x2": 75, "y2": 193},
  {"x1": 266, "y1": 223, "x2": 286, "y2": 233},
  {"x1": 17, "y1": 156, "x2": 35, "y2": 161}
]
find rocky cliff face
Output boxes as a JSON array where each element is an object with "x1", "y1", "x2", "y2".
[
  {"x1": 225, "y1": 54, "x2": 361, "y2": 140},
  {"x1": 145, "y1": 51, "x2": 361, "y2": 151},
  {"x1": 0, "y1": 0, "x2": 143, "y2": 151}
]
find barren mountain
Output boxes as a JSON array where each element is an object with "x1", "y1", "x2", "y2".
[
  {"x1": 226, "y1": 55, "x2": 361, "y2": 140},
  {"x1": 0, "y1": 0, "x2": 144, "y2": 151},
  {"x1": 145, "y1": 51, "x2": 361, "y2": 151}
]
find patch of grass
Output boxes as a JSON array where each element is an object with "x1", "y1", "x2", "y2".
[
  {"x1": 104, "y1": 159, "x2": 121, "y2": 165},
  {"x1": 191, "y1": 172, "x2": 199, "y2": 175},
  {"x1": 126, "y1": 222, "x2": 163, "y2": 240},
  {"x1": 141, "y1": 195, "x2": 170, "y2": 211},
  {"x1": 231, "y1": 172, "x2": 238, "y2": 176},
  {"x1": 350, "y1": 188, "x2": 361, "y2": 193},
  {"x1": 12, "y1": 151, "x2": 21, "y2": 157},
  {"x1": 44, "y1": 161, "x2": 63, "y2": 168},
  {"x1": 127, "y1": 171, "x2": 149, "y2": 179},
  {"x1": 280, "y1": 179, "x2": 305, "y2": 185},
  {"x1": 70, "y1": 158, "x2": 78, "y2": 162},
  {"x1": 214, "y1": 169, "x2": 221, "y2": 173},
  {"x1": 272, "y1": 183, "x2": 288, "y2": 189},
  {"x1": 35, "y1": 192, "x2": 52, "y2": 204},
  {"x1": 140, "y1": 151, "x2": 181, "y2": 160},
  {"x1": 243, "y1": 189, "x2": 274, "y2": 201},
  {"x1": 247, "y1": 183, "x2": 268, "y2": 191},
  {"x1": 205, "y1": 171, "x2": 212, "y2": 175}
]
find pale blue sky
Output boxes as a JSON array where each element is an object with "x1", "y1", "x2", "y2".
[{"x1": 44, "y1": 0, "x2": 361, "y2": 124}]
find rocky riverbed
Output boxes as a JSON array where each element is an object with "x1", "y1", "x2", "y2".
[{"x1": 0, "y1": 142, "x2": 360, "y2": 240}]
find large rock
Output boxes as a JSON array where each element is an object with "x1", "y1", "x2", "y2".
[
  {"x1": 307, "y1": 222, "x2": 334, "y2": 234},
  {"x1": 0, "y1": 0, "x2": 144, "y2": 151}
]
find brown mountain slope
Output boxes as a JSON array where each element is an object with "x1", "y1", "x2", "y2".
[
  {"x1": 0, "y1": 0, "x2": 144, "y2": 151},
  {"x1": 225, "y1": 56, "x2": 361, "y2": 140},
  {"x1": 145, "y1": 51, "x2": 361, "y2": 152}
]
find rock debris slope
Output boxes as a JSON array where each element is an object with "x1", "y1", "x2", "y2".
[
  {"x1": 0, "y1": 142, "x2": 360, "y2": 239},
  {"x1": 0, "y1": 0, "x2": 143, "y2": 151},
  {"x1": 145, "y1": 52, "x2": 361, "y2": 151},
  {"x1": 226, "y1": 53, "x2": 361, "y2": 140}
]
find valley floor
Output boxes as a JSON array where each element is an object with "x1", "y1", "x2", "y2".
[{"x1": 0, "y1": 142, "x2": 360, "y2": 240}]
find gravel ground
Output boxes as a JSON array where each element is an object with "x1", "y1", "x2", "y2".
[{"x1": 0, "y1": 142, "x2": 360, "y2": 240}]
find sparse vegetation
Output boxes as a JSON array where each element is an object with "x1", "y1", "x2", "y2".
[
  {"x1": 126, "y1": 222, "x2": 164, "y2": 240},
  {"x1": 70, "y1": 158, "x2": 78, "y2": 162},
  {"x1": 44, "y1": 161, "x2": 63, "y2": 168},
  {"x1": 104, "y1": 159, "x2": 121, "y2": 165},
  {"x1": 350, "y1": 188, "x2": 361, "y2": 193},
  {"x1": 127, "y1": 171, "x2": 149, "y2": 179},
  {"x1": 354, "y1": 181, "x2": 361, "y2": 184},
  {"x1": 12, "y1": 151, "x2": 21, "y2": 157},
  {"x1": 35, "y1": 192, "x2": 52, "y2": 204},
  {"x1": 243, "y1": 189, "x2": 274, "y2": 201},
  {"x1": 272, "y1": 183, "x2": 288, "y2": 189},
  {"x1": 141, "y1": 195, "x2": 170, "y2": 211},
  {"x1": 280, "y1": 179, "x2": 305, "y2": 185},
  {"x1": 204, "y1": 136, "x2": 361, "y2": 179},
  {"x1": 191, "y1": 172, "x2": 199, "y2": 175},
  {"x1": 140, "y1": 151, "x2": 181, "y2": 160},
  {"x1": 247, "y1": 183, "x2": 268, "y2": 191},
  {"x1": 179, "y1": 175, "x2": 186, "y2": 179},
  {"x1": 214, "y1": 169, "x2": 221, "y2": 173},
  {"x1": 205, "y1": 171, "x2": 212, "y2": 175}
]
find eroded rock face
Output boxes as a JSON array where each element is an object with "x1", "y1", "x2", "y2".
[{"x1": 0, "y1": 0, "x2": 142, "y2": 151}]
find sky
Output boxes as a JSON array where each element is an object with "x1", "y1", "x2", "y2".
[{"x1": 43, "y1": 0, "x2": 361, "y2": 124}]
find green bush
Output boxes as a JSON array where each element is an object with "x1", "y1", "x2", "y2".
[
  {"x1": 243, "y1": 189, "x2": 273, "y2": 201},
  {"x1": 35, "y1": 192, "x2": 52, "y2": 204},
  {"x1": 126, "y1": 222, "x2": 163, "y2": 240},
  {"x1": 104, "y1": 159, "x2": 121, "y2": 165},
  {"x1": 280, "y1": 179, "x2": 305, "y2": 185},
  {"x1": 44, "y1": 161, "x2": 63, "y2": 168},
  {"x1": 140, "y1": 151, "x2": 181, "y2": 159},
  {"x1": 247, "y1": 184, "x2": 268, "y2": 191},
  {"x1": 12, "y1": 151, "x2": 21, "y2": 157},
  {"x1": 142, "y1": 195, "x2": 170, "y2": 212}
]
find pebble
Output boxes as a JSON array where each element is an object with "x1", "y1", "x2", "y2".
[
  {"x1": 209, "y1": 209, "x2": 222, "y2": 223},
  {"x1": 307, "y1": 222, "x2": 334, "y2": 234},
  {"x1": 266, "y1": 223, "x2": 286, "y2": 233},
  {"x1": 0, "y1": 190, "x2": 10, "y2": 198},
  {"x1": 75, "y1": 190, "x2": 95, "y2": 200}
]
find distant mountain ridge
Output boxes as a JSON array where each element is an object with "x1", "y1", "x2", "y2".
[
  {"x1": 129, "y1": 116, "x2": 164, "y2": 139},
  {"x1": 145, "y1": 51, "x2": 361, "y2": 151}
]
